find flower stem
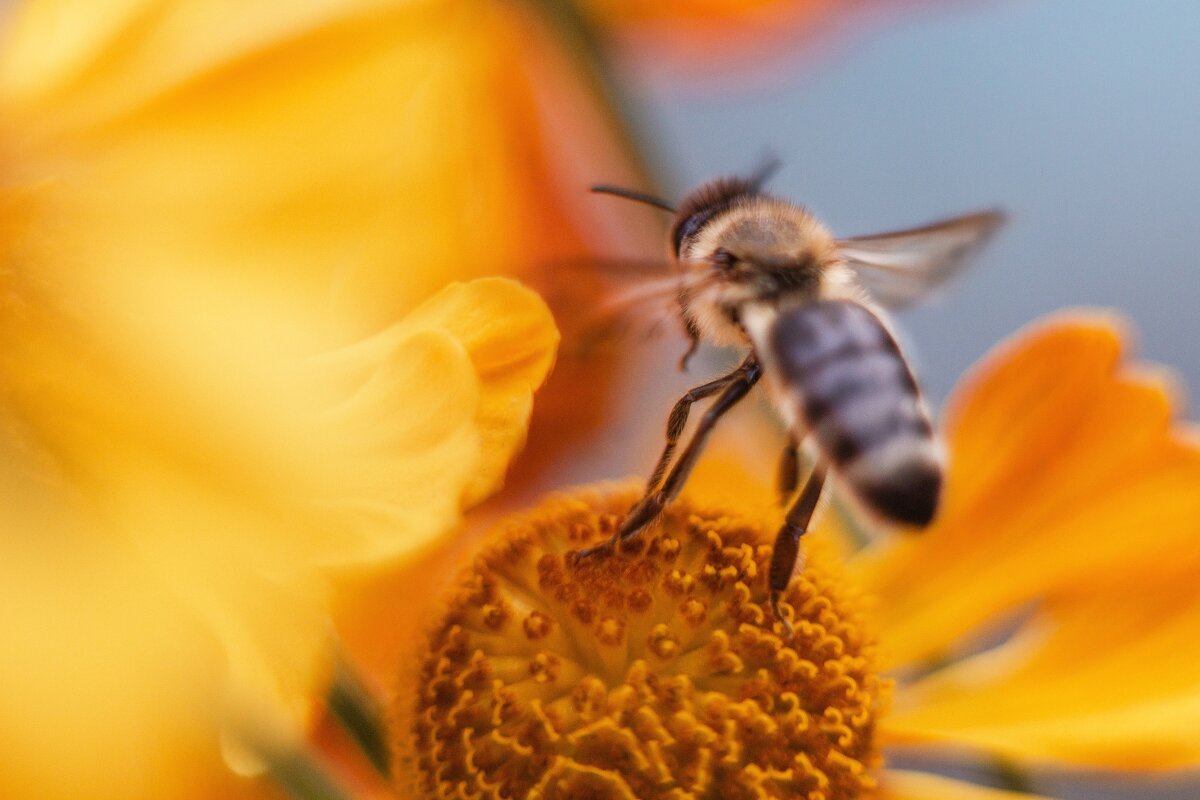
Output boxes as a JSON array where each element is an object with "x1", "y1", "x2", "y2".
[
  {"x1": 265, "y1": 747, "x2": 357, "y2": 800},
  {"x1": 327, "y1": 656, "x2": 391, "y2": 778}
]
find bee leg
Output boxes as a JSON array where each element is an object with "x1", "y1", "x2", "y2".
[
  {"x1": 769, "y1": 460, "x2": 828, "y2": 635},
  {"x1": 620, "y1": 359, "x2": 762, "y2": 538},
  {"x1": 645, "y1": 360, "x2": 754, "y2": 494},
  {"x1": 574, "y1": 358, "x2": 761, "y2": 560},
  {"x1": 776, "y1": 433, "x2": 801, "y2": 507},
  {"x1": 678, "y1": 319, "x2": 701, "y2": 372}
]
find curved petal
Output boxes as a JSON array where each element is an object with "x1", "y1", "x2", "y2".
[
  {"x1": 877, "y1": 769, "x2": 1053, "y2": 800},
  {"x1": 0, "y1": 271, "x2": 557, "y2": 795},
  {"x1": 391, "y1": 278, "x2": 560, "y2": 506},
  {"x1": 849, "y1": 313, "x2": 1200, "y2": 671},
  {"x1": 0, "y1": 0, "x2": 657, "y2": 496},
  {"x1": 883, "y1": 553, "x2": 1200, "y2": 769},
  {"x1": 303, "y1": 278, "x2": 558, "y2": 561}
]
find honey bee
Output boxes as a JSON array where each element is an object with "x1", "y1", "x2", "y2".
[{"x1": 576, "y1": 163, "x2": 1004, "y2": 629}]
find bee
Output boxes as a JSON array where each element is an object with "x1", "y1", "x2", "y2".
[{"x1": 575, "y1": 162, "x2": 1004, "y2": 629}]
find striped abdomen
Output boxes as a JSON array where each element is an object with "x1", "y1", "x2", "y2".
[{"x1": 768, "y1": 300, "x2": 941, "y2": 526}]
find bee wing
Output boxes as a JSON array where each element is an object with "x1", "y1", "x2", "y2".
[
  {"x1": 529, "y1": 256, "x2": 686, "y2": 356},
  {"x1": 836, "y1": 210, "x2": 1005, "y2": 309}
]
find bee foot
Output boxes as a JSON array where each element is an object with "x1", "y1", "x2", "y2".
[
  {"x1": 617, "y1": 493, "x2": 665, "y2": 540},
  {"x1": 770, "y1": 590, "x2": 794, "y2": 637},
  {"x1": 570, "y1": 538, "x2": 617, "y2": 562}
]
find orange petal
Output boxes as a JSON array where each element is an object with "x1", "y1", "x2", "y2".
[
  {"x1": 877, "y1": 769, "x2": 1052, "y2": 800},
  {"x1": 579, "y1": 0, "x2": 861, "y2": 66},
  {"x1": 849, "y1": 312, "x2": 1200, "y2": 670},
  {"x1": 883, "y1": 550, "x2": 1200, "y2": 769}
]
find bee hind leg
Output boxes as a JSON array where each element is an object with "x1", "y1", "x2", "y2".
[
  {"x1": 768, "y1": 460, "x2": 828, "y2": 635},
  {"x1": 776, "y1": 433, "x2": 801, "y2": 507},
  {"x1": 573, "y1": 357, "x2": 761, "y2": 561}
]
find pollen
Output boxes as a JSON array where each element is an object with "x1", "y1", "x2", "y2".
[{"x1": 392, "y1": 486, "x2": 886, "y2": 800}]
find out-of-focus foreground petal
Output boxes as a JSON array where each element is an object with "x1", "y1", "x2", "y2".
[
  {"x1": 0, "y1": 421, "x2": 264, "y2": 800},
  {"x1": 877, "y1": 769, "x2": 1052, "y2": 800},
  {"x1": 0, "y1": 272, "x2": 556, "y2": 799},
  {"x1": 2, "y1": 0, "x2": 570, "y2": 789},
  {"x1": 0, "y1": 0, "x2": 645, "y2": 337},
  {"x1": 850, "y1": 313, "x2": 1200, "y2": 671}
]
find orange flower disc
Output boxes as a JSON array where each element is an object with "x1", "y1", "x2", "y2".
[{"x1": 392, "y1": 486, "x2": 886, "y2": 799}]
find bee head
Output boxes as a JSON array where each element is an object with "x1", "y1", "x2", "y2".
[
  {"x1": 669, "y1": 177, "x2": 760, "y2": 258},
  {"x1": 681, "y1": 197, "x2": 836, "y2": 300}
]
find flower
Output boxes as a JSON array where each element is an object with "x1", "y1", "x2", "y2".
[
  {"x1": 388, "y1": 312, "x2": 1200, "y2": 798},
  {"x1": 394, "y1": 488, "x2": 886, "y2": 799}
]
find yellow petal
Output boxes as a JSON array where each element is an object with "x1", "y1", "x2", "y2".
[
  {"x1": 0, "y1": 424, "x2": 261, "y2": 800},
  {"x1": 302, "y1": 278, "x2": 558, "y2": 559},
  {"x1": 849, "y1": 313, "x2": 1200, "y2": 670},
  {"x1": 0, "y1": 266, "x2": 555, "y2": 793},
  {"x1": 0, "y1": 0, "x2": 639, "y2": 340},
  {"x1": 883, "y1": 556, "x2": 1200, "y2": 769},
  {"x1": 0, "y1": 0, "x2": 653, "y2": 498},
  {"x1": 877, "y1": 769, "x2": 1052, "y2": 800},
  {"x1": 390, "y1": 277, "x2": 559, "y2": 506}
]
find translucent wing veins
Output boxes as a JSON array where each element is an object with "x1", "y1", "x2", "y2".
[{"x1": 837, "y1": 210, "x2": 1006, "y2": 309}]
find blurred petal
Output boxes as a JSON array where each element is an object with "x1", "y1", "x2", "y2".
[
  {"x1": 0, "y1": 0, "x2": 657, "y2": 493},
  {"x1": 391, "y1": 278, "x2": 559, "y2": 506},
  {"x1": 0, "y1": 270, "x2": 556, "y2": 793},
  {"x1": 578, "y1": 0, "x2": 856, "y2": 64},
  {"x1": 878, "y1": 769, "x2": 1052, "y2": 800},
  {"x1": 0, "y1": 0, "x2": 644, "y2": 339},
  {"x1": 0, "y1": 422, "x2": 269, "y2": 800},
  {"x1": 304, "y1": 278, "x2": 557, "y2": 558},
  {"x1": 849, "y1": 313, "x2": 1200, "y2": 670},
  {"x1": 883, "y1": 552, "x2": 1200, "y2": 769}
]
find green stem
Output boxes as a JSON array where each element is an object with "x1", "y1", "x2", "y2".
[
  {"x1": 328, "y1": 656, "x2": 392, "y2": 778},
  {"x1": 265, "y1": 747, "x2": 358, "y2": 800}
]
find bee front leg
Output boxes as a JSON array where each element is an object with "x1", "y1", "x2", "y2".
[
  {"x1": 617, "y1": 359, "x2": 762, "y2": 538},
  {"x1": 645, "y1": 356, "x2": 757, "y2": 494},
  {"x1": 574, "y1": 357, "x2": 762, "y2": 560},
  {"x1": 769, "y1": 459, "x2": 828, "y2": 635}
]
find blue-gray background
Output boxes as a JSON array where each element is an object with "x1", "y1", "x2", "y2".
[
  {"x1": 621, "y1": 2, "x2": 1198, "y2": 797},
  {"x1": 630, "y1": 0, "x2": 1200, "y2": 408}
]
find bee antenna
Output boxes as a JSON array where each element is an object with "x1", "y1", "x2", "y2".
[
  {"x1": 748, "y1": 153, "x2": 782, "y2": 189},
  {"x1": 590, "y1": 184, "x2": 676, "y2": 213}
]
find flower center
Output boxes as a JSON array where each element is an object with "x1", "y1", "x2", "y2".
[{"x1": 392, "y1": 486, "x2": 885, "y2": 800}]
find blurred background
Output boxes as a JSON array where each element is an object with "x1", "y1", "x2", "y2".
[{"x1": 617, "y1": 0, "x2": 1200, "y2": 405}]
